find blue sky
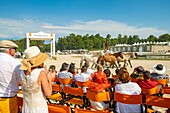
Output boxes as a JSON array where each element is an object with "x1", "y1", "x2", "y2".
[{"x1": 0, "y1": 0, "x2": 170, "y2": 40}]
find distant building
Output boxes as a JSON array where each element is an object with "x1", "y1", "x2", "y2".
[{"x1": 113, "y1": 42, "x2": 170, "y2": 53}]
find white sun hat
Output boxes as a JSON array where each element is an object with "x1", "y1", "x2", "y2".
[{"x1": 152, "y1": 64, "x2": 167, "y2": 75}]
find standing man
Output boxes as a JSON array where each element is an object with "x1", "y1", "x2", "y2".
[
  {"x1": 105, "y1": 38, "x2": 109, "y2": 50},
  {"x1": 0, "y1": 40, "x2": 21, "y2": 113}
]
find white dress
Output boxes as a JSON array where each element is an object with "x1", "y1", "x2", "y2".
[{"x1": 20, "y1": 68, "x2": 48, "y2": 113}]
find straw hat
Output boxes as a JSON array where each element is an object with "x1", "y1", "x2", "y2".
[
  {"x1": 0, "y1": 40, "x2": 18, "y2": 48},
  {"x1": 20, "y1": 46, "x2": 48, "y2": 72},
  {"x1": 152, "y1": 64, "x2": 166, "y2": 75}
]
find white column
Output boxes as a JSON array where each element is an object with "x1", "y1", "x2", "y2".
[
  {"x1": 50, "y1": 40, "x2": 53, "y2": 57},
  {"x1": 26, "y1": 37, "x2": 30, "y2": 49},
  {"x1": 53, "y1": 37, "x2": 55, "y2": 57}
]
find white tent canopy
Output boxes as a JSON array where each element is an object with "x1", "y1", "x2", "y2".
[{"x1": 26, "y1": 31, "x2": 55, "y2": 57}]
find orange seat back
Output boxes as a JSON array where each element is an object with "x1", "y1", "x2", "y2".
[
  {"x1": 152, "y1": 79, "x2": 168, "y2": 86},
  {"x1": 145, "y1": 95, "x2": 170, "y2": 108},
  {"x1": 58, "y1": 78, "x2": 72, "y2": 85},
  {"x1": 48, "y1": 104, "x2": 71, "y2": 113},
  {"x1": 141, "y1": 86, "x2": 159, "y2": 95},
  {"x1": 52, "y1": 84, "x2": 62, "y2": 92},
  {"x1": 51, "y1": 77, "x2": 58, "y2": 82},
  {"x1": 161, "y1": 86, "x2": 170, "y2": 94},
  {"x1": 112, "y1": 75, "x2": 118, "y2": 80},
  {"x1": 64, "y1": 86, "x2": 84, "y2": 96},
  {"x1": 114, "y1": 92, "x2": 143, "y2": 104},
  {"x1": 75, "y1": 80, "x2": 90, "y2": 87},
  {"x1": 86, "y1": 90, "x2": 110, "y2": 102}
]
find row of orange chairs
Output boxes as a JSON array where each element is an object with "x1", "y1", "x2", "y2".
[
  {"x1": 47, "y1": 78, "x2": 170, "y2": 113},
  {"x1": 18, "y1": 77, "x2": 170, "y2": 113},
  {"x1": 18, "y1": 88, "x2": 170, "y2": 113}
]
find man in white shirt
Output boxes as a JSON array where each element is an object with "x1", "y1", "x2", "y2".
[{"x1": 0, "y1": 40, "x2": 21, "y2": 113}]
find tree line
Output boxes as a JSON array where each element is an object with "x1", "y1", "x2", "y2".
[{"x1": 11, "y1": 33, "x2": 170, "y2": 52}]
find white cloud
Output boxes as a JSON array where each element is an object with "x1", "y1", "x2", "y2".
[{"x1": 0, "y1": 18, "x2": 168, "y2": 40}]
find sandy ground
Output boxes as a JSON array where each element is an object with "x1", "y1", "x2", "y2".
[{"x1": 45, "y1": 54, "x2": 170, "y2": 75}]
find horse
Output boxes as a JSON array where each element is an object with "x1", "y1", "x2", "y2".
[
  {"x1": 117, "y1": 52, "x2": 137, "y2": 68},
  {"x1": 80, "y1": 54, "x2": 99, "y2": 68},
  {"x1": 97, "y1": 51, "x2": 123, "y2": 69}
]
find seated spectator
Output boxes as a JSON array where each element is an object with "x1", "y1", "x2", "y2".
[
  {"x1": 115, "y1": 68, "x2": 142, "y2": 113},
  {"x1": 131, "y1": 66, "x2": 144, "y2": 80},
  {"x1": 137, "y1": 71, "x2": 158, "y2": 89},
  {"x1": 57, "y1": 62, "x2": 74, "y2": 87},
  {"x1": 104, "y1": 68, "x2": 111, "y2": 78},
  {"x1": 104, "y1": 68, "x2": 114, "y2": 86},
  {"x1": 75, "y1": 65, "x2": 92, "y2": 93},
  {"x1": 83, "y1": 60, "x2": 94, "y2": 75},
  {"x1": 48, "y1": 65, "x2": 58, "y2": 84},
  {"x1": 88, "y1": 64, "x2": 110, "y2": 110},
  {"x1": 68, "y1": 62, "x2": 77, "y2": 76},
  {"x1": 151, "y1": 64, "x2": 169, "y2": 81}
]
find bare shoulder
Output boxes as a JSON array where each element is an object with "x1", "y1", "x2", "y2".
[{"x1": 39, "y1": 70, "x2": 48, "y2": 79}]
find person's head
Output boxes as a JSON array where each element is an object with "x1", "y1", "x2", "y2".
[
  {"x1": 135, "y1": 66, "x2": 144, "y2": 75},
  {"x1": 115, "y1": 67, "x2": 127, "y2": 75},
  {"x1": 84, "y1": 60, "x2": 90, "y2": 68},
  {"x1": 81, "y1": 65, "x2": 87, "y2": 73},
  {"x1": 118, "y1": 68, "x2": 130, "y2": 83},
  {"x1": 143, "y1": 70, "x2": 151, "y2": 80},
  {"x1": 49, "y1": 65, "x2": 56, "y2": 72},
  {"x1": 20, "y1": 46, "x2": 48, "y2": 74},
  {"x1": 96, "y1": 64, "x2": 103, "y2": 72},
  {"x1": 152, "y1": 64, "x2": 166, "y2": 75},
  {"x1": 60, "y1": 62, "x2": 69, "y2": 72},
  {"x1": 0, "y1": 40, "x2": 18, "y2": 56},
  {"x1": 104, "y1": 68, "x2": 111, "y2": 78},
  {"x1": 68, "y1": 62, "x2": 76, "y2": 74}
]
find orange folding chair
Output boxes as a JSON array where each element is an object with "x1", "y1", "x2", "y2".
[
  {"x1": 141, "y1": 86, "x2": 159, "y2": 95},
  {"x1": 145, "y1": 95, "x2": 170, "y2": 113},
  {"x1": 48, "y1": 104, "x2": 71, "y2": 113},
  {"x1": 112, "y1": 75, "x2": 118, "y2": 80},
  {"x1": 74, "y1": 108, "x2": 111, "y2": 113},
  {"x1": 86, "y1": 90, "x2": 111, "y2": 111},
  {"x1": 151, "y1": 79, "x2": 169, "y2": 96},
  {"x1": 75, "y1": 80, "x2": 90, "y2": 87},
  {"x1": 113, "y1": 92, "x2": 144, "y2": 113},
  {"x1": 152, "y1": 78, "x2": 168, "y2": 86},
  {"x1": 58, "y1": 78, "x2": 72, "y2": 85},
  {"x1": 63, "y1": 86, "x2": 86, "y2": 108},
  {"x1": 47, "y1": 84, "x2": 63, "y2": 104},
  {"x1": 161, "y1": 86, "x2": 170, "y2": 94},
  {"x1": 58, "y1": 78, "x2": 73, "y2": 103}
]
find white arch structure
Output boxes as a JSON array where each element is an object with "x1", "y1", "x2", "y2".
[{"x1": 26, "y1": 31, "x2": 55, "y2": 57}]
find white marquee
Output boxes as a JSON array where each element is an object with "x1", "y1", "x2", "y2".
[{"x1": 26, "y1": 31, "x2": 56, "y2": 57}]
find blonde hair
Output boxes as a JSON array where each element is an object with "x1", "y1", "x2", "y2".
[{"x1": 118, "y1": 67, "x2": 130, "y2": 83}]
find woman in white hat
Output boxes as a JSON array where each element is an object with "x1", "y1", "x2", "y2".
[
  {"x1": 19, "y1": 46, "x2": 52, "y2": 113},
  {"x1": 151, "y1": 64, "x2": 169, "y2": 80}
]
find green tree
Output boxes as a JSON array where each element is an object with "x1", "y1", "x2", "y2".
[{"x1": 158, "y1": 34, "x2": 170, "y2": 42}]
